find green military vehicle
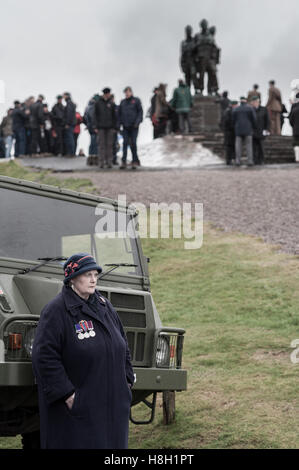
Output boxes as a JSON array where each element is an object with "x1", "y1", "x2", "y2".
[{"x1": 0, "y1": 175, "x2": 187, "y2": 448}]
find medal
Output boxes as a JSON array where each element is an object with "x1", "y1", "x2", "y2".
[
  {"x1": 74, "y1": 320, "x2": 96, "y2": 340},
  {"x1": 75, "y1": 323, "x2": 85, "y2": 340},
  {"x1": 87, "y1": 320, "x2": 96, "y2": 337}
]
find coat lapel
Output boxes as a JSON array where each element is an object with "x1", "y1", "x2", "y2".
[{"x1": 62, "y1": 285, "x2": 108, "y2": 325}]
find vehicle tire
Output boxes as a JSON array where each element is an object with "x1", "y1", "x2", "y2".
[{"x1": 21, "y1": 430, "x2": 41, "y2": 449}]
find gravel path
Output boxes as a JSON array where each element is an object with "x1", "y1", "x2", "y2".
[{"x1": 56, "y1": 166, "x2": 299, "y2": 254}]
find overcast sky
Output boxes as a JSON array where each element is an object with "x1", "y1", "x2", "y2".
[{"x1": 0, "y1": 0, "x2": 298, "y2": 147}]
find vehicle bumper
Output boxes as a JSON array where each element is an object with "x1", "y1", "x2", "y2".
[
  {"x1": 0, "y1": 362, "x2": 35, "y2": 386},
  {"x1": 0, "y1": 362, "x2": 187, "y2": 391},
  {"x1": 133, "y1": 367, "x2": 187, "y2": 391}
]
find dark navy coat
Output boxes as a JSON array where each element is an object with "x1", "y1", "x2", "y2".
[
  {"x1": 119, "y1": 96, "x2": 143, "y2": 129},
  {"x1": 32, "y1": 285, "x2": 134, "y2": 449},
  {"x1": 232, "y1": 103, "x2": 257, "y2": 137}
]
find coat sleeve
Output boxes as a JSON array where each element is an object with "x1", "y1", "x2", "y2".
[
  {"x1": 264, "y1": 108, "x2": 270, "y2": 131},
  {"x1": 289, "y1": 106, "x2": 294, "y2": 127},
  {"x1": 189, "y1": 89, "x2": 193, "y2": 108},
  {"x1": 112, "y1": 104, "x2": 118, "y2": 130},
  {"x1": 32, "y1": 302, "x2": 75, "y2": 405},
  {"x1": 118, "y1": 102, "x2": 122, "y2": 126},
  {"x1": 134, "y1": 98, "x2": 143, "y2": 126},
  {"x1": 232, "y1": 108, "x2": 237, "y2": 126},
  {"x1": 172, "y1": 89, "x2": 177, "y2": 109},
  {"x1": 91, "y1": 102, "x2": 98, "y2": 129},
  {"x1": 250, "y1": 108, "x2": 257, "y2": 129},
  {"x1": 106, "y1": 300, "x2": 135, "y2": 386}
]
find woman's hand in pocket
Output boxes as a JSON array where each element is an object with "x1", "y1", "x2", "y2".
[{"x1": 65, "y1": 392, "x2": 75, "y2": 410}]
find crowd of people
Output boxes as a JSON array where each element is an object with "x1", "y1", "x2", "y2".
[
  {"x1": 220, "y1": 80, "x2": 295, "y2": 166},
  {"x1": 0, "y1": 87, "x2": 144, "y2": 169},
  {"x1": 1, "y1": 79, "x2": 299, "y2": 168},
  {"x1": 0, "y1": 93, "x2": 84, "y2": 160}
]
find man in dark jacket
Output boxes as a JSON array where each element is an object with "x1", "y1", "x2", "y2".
[
  {"x1": 12, "y1": 101, "x2": 28, "y2": 157},
  {"x1": 29, "y1": 95, "x2": 45, "y2": 155},
  {"x1": 84, "y1": 95, "x2": 99, "y2": 157},
  {"x1": 232, "y1": 97, "x2": 257, "y2": 166},
  {"x1": 51, "y1": 95, "x2": 65, "y2": 156},
  {"x1": 92, "y1": 87, "x2": 117, "y2": 169},
  {"x1": 218, "y1": 91, "x2": 230, "y2": 130},
  {"x1": 289, "y1": 96, "x2": 299, "y2": 162},
  {"x1": 249, "y1": 96, "x2": 270, "y2": 165},
  {"x1": 119, "y1": 86, "x2": 143, "y2": 169},
  {"x1": 63, "y1": 92, "x2": 76, "y2": 156},
  {"x1": 223, "y1": 100, "x2": 238, "y2": 165}
]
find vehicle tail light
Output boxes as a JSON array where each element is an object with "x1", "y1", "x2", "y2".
[
  {"x1": 8, "y1": 333, "x2": 22, "y2": 350},
  {"x1": 4, "y1": 320, "x2": 38, "y2": 361}
]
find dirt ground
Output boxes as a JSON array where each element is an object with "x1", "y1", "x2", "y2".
[{"x1": 56, "y1": 166, "x2": 299, "y2": 254}]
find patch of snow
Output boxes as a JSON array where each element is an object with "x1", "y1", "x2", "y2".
[{"x1": 138, "y1": 135, "x2": 223, "y2": 168}]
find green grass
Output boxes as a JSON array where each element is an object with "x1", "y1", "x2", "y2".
[
  {"x1": 127, "y1": 225, "x2": 299, "y2": 449},
  {"x1": 0, "y1": 160, "x2": 96, "y2": 193},
  {"x1": 0, "y1": 165, "x2": 298, "y2": 448}
]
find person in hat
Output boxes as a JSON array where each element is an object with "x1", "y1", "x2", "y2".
[
  {"x1": 247, "y1": 84, "x2": 261, "y2": 103},
  {"x1": 223, "y1": 100, "x2": 238, "y2": 165},
  {"x1": 266, "y1": 80, "x2": 282, "y2": 135},
  {"x1": 32, "y1": 253, "x2": 134, "y2": 449},
  {"x1": 119, "y1": 86, "x2": 143, "y2": 169},
  {"x1": 154, "y1": 83, "x2": 169, "y2": 138},
  {"x1": 63, "y1": 92, "x2": 77, "y2": 156},
  {"x1": 150, "y1": 87, "x2": 159, "y2": 139},
  {"x1": 171, "y1": 79, "x2": 193, "y2": 134},
  {"x1": 29, "y1": 95, "x2": 45, "y2": 156},
  {"x1": 232, "y1": 96, "x2": 257, "y2": 166},
  {"x1": 51, "y1": 95, "x2": 65, "y2": 156},
  {"x1": 249, "y1": 95, "x2": 270, "y2": 165},
  {"x1": 92, "y1": 87, "x2": 118, "y2": 169},
  {"x1": 12, "y1": 101, "x2": 27, "y2": 157}
]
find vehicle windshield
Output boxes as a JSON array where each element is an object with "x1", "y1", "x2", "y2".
[{"x1": 0, "y1": 187, "x2": 142, "y2": 277}]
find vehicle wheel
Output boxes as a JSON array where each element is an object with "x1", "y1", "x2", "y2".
[
  {"x1": 162, "y1": 391, "x2": 176, "y2": 425},
  {"x1": 21, "y1": 430, "x2": 41, "y2": 449}
]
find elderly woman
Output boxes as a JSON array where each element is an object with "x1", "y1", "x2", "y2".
[{"x1": 32, "y1": 253, "x2": 134, "y2": 449}]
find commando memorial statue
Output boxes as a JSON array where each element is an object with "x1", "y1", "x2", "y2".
[{"x1": 180, "y1": 18, "x2": 221, "y2": 95}]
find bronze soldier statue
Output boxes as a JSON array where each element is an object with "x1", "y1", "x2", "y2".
[
  {"x1": 194, "y1": 19, "x2": 211, "y2": 94},
  {"x1": 193, "y1": 19, "x2": 220, "y2": 95},
  {"x1": 180, "y1": 25, "x2": 197, "y2": 90},
  {"x1": 207, "y1": 26, "x2": 220, "y2": 95}
]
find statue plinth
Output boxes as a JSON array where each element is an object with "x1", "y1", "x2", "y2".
[{"x1": 189, "y1": 95, "x2": 221, "y2": 134}]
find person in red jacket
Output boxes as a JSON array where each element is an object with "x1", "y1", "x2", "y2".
[{"x1": 74, "y1": 111, "x2": 83, "y2": 155}]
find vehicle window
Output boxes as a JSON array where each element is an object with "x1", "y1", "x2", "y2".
[{"x1": 0, "y1": 188, "x2": 142, "y2": 276}]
